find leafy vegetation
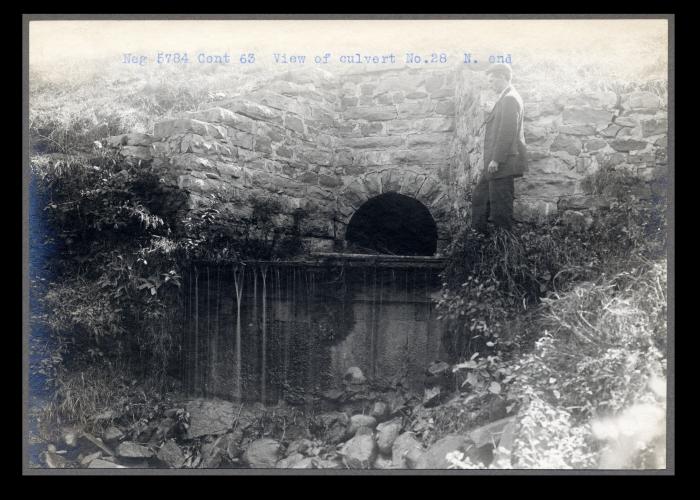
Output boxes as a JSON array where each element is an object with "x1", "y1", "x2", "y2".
[
  {"x1": 29, "y1": 146, "x2": 307, "y2": 431},
  {"x1": 437, "y1": 164, "x2": 668, "y2": 469}
]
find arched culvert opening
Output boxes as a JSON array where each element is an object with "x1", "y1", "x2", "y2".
[{"x1": 345, "y1": 192, "x2": 438, "y2": 256}]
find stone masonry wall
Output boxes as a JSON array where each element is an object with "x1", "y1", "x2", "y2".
[{"x1": 105, "y1": 66, "x2": 668, "y2": 254}]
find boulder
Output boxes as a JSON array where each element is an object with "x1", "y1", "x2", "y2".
[
  {"x1": 80, "y1": 432, "x2": 115, "y2": 457},
  {"x1": 156, "y1": 439, "x2": 185, "y2": 468},
  {"x1": 344, "y1": 366, "x2": 366, "y2": 384},
  {"x1": 415, "y1": 434, "x2": 478, "y2": 469},
  {"x1": 276, "y1": 452, "x2": 313, "y2": 469},
  {"x1": 348, "y1": 414, "x2": 377, "y2": 436},
  {"x1": 392, "y1": 432, "x2": 424, "y2": 468},
  {"x1": 79, "y1": 451, "x2": 102, "y2": 467},
  {"x1": 286, "y1": 438, "x2": 314, "y2": 457},
  {"x1": 423, "y1": 386, "x2": 443, "y2": 407},
  {"x1": 184, "y1": 399, "x2": 238, "y2": 439},
  {"x1": 103, "y1": 426, "x2": 124, "y2": 444},
  {"x1": 242, "y1": 438, "x2": 283, "y2": 469},
  {"x1": 217, "y1": 431, "x2": 244, "y2": 460},
  {"x1": 468, "y1": 417, "x2": 516, "y2": 449},
  {"x1": 376, "y1": 418, "x2": 402, "y2": 455},
  {"x1": 374, "y1": 455, "x2": 395, "y2": 469},
  {"x1": 491, "y1": 419, "x2": 517, "y2": 468},
  {"x1": 88, "y1": 458, "x2": 126, "y2": 469},
  {"x1": 62, "y1": 429, "x2": 80, "y2": 448},
  {"x1": 116, "y1": 441, "x2": 154, "y2": 459},
  {"x1": 44, "y1": 450, "x2": 70, "y2": 468},
  {"x1": 200, "y1": 442, "x2": 224, "y2": 468},
  {"x1": 370, "y1": 401, "x2": 390, "y2": 422},
  {"x1": 340, "y1": 433, "x2": 378, "y2": 469}
]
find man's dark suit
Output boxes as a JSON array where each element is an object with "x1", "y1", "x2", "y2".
[{"x1": 472, "y1": 85, "x2": 527, "y2": 232}]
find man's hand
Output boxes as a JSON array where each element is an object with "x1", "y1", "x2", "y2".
[{"x1": 488, "y1": 160, "x2": 499, "y2": 174}]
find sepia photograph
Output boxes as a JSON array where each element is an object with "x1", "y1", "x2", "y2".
[{"x1": 23, "y1": 15, "x2": 672, "y2": 474}]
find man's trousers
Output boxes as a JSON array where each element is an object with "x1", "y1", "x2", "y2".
[{"x1": 471, "y1": 175, "x2": 515, "y2": 232}]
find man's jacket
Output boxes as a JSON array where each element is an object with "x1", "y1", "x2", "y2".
[{"x1": 483, "y1": 85, "x2": 527, "y2": 179}]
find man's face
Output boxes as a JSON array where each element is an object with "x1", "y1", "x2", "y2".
[{"x1": 488, "y1": 72, "x2": 509, "y2": 94}]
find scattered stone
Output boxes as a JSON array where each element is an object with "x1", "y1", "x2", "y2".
[
  {"x1": 185, "y1": 399, "x2": 238, "y2": 439},
  {"x1": 200, "y1": 443, "x2": 224, "y2": 468},
  {"x1": 242, "y1": 438, "x2": 283, "y2": 468},
  {"x1": 156, "y1": 439, "x2": 185, "y2": 469},
  {"x1": 348, "y1": 414, "x2": 377, "y2": 436},
  {"x1": 116, "y1": 441, "x2": 154, "y2": 459},
  {"x1": 376, "y1": 418, "x2": 403, "y2": 455},
  {"x1": 415, "y1": 435, "x2": 479, "y2": 469},
  {"x1": 44, "y1": 451, "x2": 70, "y2": 468},
  {"x1": 276, "y1": 452, "x2": 307, "y2": 468},
  {"x1": 88, "y1": 458, "x2": 127, "y2": 469},
  {"x1": 216, "y1": 430, "x2": 244, "y2": 460},
  {"x1": 340, "y1": 433, "x2": 378, "y2": 469},
  {"x1": 355, "y1": 426, "x2": 375, "y2": 437},
  {"x1": 62, "y1": 430, "x2": 80, "y2": 448},
  {"x1": 103, "y1": 426, "x2": 124, "y2": 444},
  {"x1": 344, "y1": 366, "x2": 366, "y2": 384},
  {"x1": 374, "y1": 455, "x2": 395, "y2": 469},
  {"x1": 392, "y1": 432, "x2": 424, "y2": 468},
  {"x1": 152, "y1": 417, "x2": 178, "y2": 442},
  {"x1": 468, "y1": 417, "x2": 517, "y2": 449},
  {"x1": 80, "y1": 451, "x2": 102, "y2": 467},
  {"x1": 386, "y1": 392, "x2": 408, "y2": 415},
  {"x1": 313, "y1": 457, "x2": 345, "y2": 469},
  {"x1": 81, "y1": 432, "x2": 115, "y2": 457},
  {"x1": 370, "y1": 401, "x2": 390, "y2": 422},
  {"x1": 286, "y1": 438, "x2": 313, "y2": 457},
  {"x1": 423, "y1": 386, "x2": 443, "y2": 407}
]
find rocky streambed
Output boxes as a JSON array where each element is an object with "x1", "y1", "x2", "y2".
[{"x1": 32, "y1": 366, "x2": 517, "y2": 470}]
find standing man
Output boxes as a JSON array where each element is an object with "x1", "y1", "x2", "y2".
[{"x1": 471, "y1": 63, "x2": 527, "y2": 233}]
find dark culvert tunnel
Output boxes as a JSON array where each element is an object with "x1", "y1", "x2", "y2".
[{"x1": 345, "y1": 192, "x2": 438, "y2": 256}]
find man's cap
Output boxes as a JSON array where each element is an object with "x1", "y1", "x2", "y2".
[{"x1": 486, "y1": 63, "x2": 512, "y2": 80}]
